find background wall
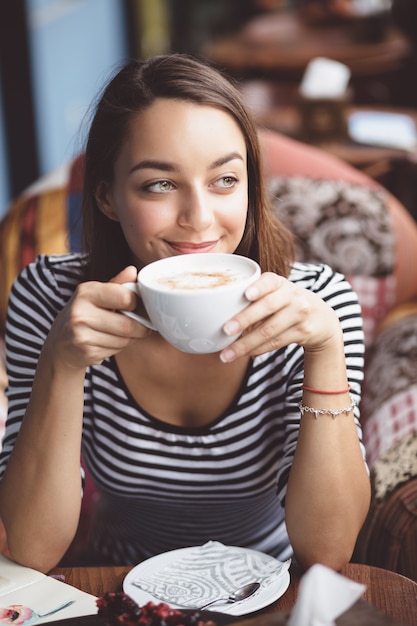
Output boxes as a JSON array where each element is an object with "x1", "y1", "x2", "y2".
[
  {"x1": 27, "y1": 0, "x2": 129, "y2": 174},
  {"x1": 0, "y1": 0, "x2": 134, "y2": 218}
]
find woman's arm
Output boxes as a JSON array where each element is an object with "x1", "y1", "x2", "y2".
[
  {"x1": 0, "y1": 263, "x2": 145, "y2": 572},
  {"x1": 220, "y1": 266, "x2": 371, "y2": 570},
  {"x1": 285, "y1": 338, "x2": 370, "y2": 571},
  {"x1": 0, "y1": 354, "x2": 86, "y2": 572}
]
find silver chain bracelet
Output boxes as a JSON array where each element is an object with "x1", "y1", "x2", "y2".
[{"x1": 298, "y1": 394, "x2": 356, "y2": 419}]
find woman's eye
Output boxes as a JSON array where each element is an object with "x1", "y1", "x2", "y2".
[
  {"x1": 215, "y1": 176, "x2": 238, "y2": 189},
  {"x1": 144, "y1": 180, "x2": 174, "y2": 193}
]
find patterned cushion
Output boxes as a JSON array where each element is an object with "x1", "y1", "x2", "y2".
[
  {"x1": 371, "y1": 432, "x2": 417, "y2": 502},
  {"x1": 268, "y1": 176, "x2": 397, "y2": 345},
  {"x1": 348, "y1": 275, "x2": 396, "y2": 347},
  {"x1": 269, "y1": 176, "x2": 395, "y2": 276},
  {"x1": 361, "y1": 303, "x2": 417, "y2": 467}
]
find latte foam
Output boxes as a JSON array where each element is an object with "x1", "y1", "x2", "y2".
[{"x1": 157, "y1": 270, "x2": 239, "y2": 290}]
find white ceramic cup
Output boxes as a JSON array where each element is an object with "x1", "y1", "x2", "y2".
[{"x1": 121, "y1": 253, "x2": 261, "y2": 354}]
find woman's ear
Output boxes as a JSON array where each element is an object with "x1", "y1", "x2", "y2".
[{"x1": 95, "y1": 181, "x2": 119, "y2": 222}]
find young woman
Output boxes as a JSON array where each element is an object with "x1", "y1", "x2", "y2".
[{"x1": 0, "y1": 54, "x2": 370, "y2": 573}]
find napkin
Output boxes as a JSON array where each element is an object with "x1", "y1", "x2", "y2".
[
  {"x1": 299, "y1": 58, "x2": 351, "y2": 100},
  {"x1": 287, "y1": 564, "x2": 366, "y2": 626},
  {"x1": 132, "y1": 540, "x2": 291, "y2": 608}
]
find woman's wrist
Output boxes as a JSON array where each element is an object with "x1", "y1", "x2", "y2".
[
  {"x1": 302, "y1": 334, "x2": 352, "y2": 400},
  {"x1": 41, "y1": 334, "x2": 88, "y2": 377}
]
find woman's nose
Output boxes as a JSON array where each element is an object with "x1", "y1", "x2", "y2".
[{"x1": 177, "y1": 188, "x2": 214, "y2": 230}]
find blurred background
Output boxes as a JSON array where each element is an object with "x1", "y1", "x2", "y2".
[{"x1": 1, "y1": 0, "x2": 417, "y2": 219}]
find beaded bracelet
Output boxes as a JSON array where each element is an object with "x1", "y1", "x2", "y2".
[
  {"x1": 299, "y1": 395, "x2": 356, "y2": 419},
  {"x1": 302, "y1": 384, "x2": 351, "y2": 395}
]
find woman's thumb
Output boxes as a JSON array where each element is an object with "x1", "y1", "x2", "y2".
[{"x1": 110, "y1": 265, "x2": 138, "y2": 284}]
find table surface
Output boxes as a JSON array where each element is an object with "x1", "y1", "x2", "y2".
[
  {"x1": 203, "y1": 10, "x2": 412, "y2": 80},
  {"x1": 256, "y1": 103, "x2": 417, "y2": 166},
  {"x1": 50, "y1": 562, "x2": 417, "y2": 626}
]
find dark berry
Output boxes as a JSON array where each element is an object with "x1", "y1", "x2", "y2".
[{"x1": 96, "y1": 594, "x2": 216, "y2": 626}]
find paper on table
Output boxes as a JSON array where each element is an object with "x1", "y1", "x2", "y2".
[
  {"x1": 287, "y1": 564, "x2": 366, "y2": 626},
  {"x1": 0, "y1": 554, "x2": 97, "y2": 624},
  {"x1": 131, "y1": 541, "x2": 291, "y2": 608}
]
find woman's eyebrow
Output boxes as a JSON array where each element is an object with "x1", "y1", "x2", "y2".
[
  {"x1": 129, "y1": 160, "x2": 177, "y2": 174},
  {"x1": 210, "y1": 152, "x2": 244, "y2": 169},
  {"x1": 129, "y1": 152, "x2": 244, "y2": 175}
]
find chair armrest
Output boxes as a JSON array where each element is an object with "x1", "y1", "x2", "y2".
[
  {"x1": 258, "y1": 128, "x2": 379, "y2": 185},
  {"x1": 354, "y1": 445, "x2": 417, "y2": 582}
]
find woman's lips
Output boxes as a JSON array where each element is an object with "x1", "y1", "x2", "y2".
[{"x1": 168, "y1": 241, "x2": 218, "y2": 254}]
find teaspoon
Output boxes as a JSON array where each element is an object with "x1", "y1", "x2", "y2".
[{"x1": 197, "y1": 581, "x2": 261, "y2": 610}]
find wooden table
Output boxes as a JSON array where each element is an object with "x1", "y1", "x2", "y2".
[
  {"x1": 50, "y1": 562, "x2": 417, "y2": 626},
  {"x1": 203, "y1": 10, "x2": 412, "y2": 81}
]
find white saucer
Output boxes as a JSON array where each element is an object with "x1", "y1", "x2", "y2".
[{"x1": 123, "y1": 544, "x2": 290, "y2": 616}]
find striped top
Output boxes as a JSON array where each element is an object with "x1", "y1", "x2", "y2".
[{"x1": 0, "y1": 254, "x2": 366, "y2": 565}]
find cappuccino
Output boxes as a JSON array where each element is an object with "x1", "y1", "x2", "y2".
[
  {"x1": 121, "y1": 253, "x2": 261, "y2": 353},
  {"x1": 158, "y1": 270, "x2": 238, "y2": 291}
]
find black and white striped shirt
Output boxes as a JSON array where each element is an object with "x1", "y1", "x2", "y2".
[{"x1": 0, "y1": 254, "x2": 366, "y2": 565}]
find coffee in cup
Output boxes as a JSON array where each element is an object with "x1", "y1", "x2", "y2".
[{"x1": 121, "y1": 253, "x2": 261, "y2": 354}]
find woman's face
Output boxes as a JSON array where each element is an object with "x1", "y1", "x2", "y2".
[{"x1": 98, "y1": 98, "x2": 248, "y2": 268}]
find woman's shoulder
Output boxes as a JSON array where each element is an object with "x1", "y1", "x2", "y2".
[
  {"x1": 6, "y1": 253, "x2": 87, "y2": 340},
  {"x1": 10, "y1": 252, "x2": 86, "y2": 305},
  {"x1": 289, "y1": 261, "x2": 350, "y2": 290},
  {"x1": 33, "y1": 251, "x2": 86, "y2": 270},
  {"x1": 18, "y1": 252, "x2": 85, "y2": 283},
  {"x1": 288, "y1": 263, "x2": 362, "y2": 327}
]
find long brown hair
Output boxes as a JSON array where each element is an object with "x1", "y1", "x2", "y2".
[{"x1": 82, "y1": 54, "x2": 294, "y2": 281}]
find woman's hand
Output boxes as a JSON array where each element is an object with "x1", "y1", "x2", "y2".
[
  {"x1": 43, "y1": 265, "x2": 150, "y2": 370},
  {"x1": 220, "y1": 272, "x2": 342, "y2": 362}
]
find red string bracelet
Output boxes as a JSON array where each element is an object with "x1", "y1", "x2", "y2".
[{"x1": 302, "y1": 384, "x2": 351, "y2": 395}]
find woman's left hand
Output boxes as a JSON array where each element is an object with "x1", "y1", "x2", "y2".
[{"x1": 220, "y1": 272, "x2": 342, "y2": 362}]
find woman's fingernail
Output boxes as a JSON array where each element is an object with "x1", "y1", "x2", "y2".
[
  {"x1": 220, "y1": 348, "x2": 236, "y2": 363},
  {"x1": 245, "y1": 285, "x2": 258, "y2": 300},
  {"x1": 223, "y1": 320, "x2": 241, "y2": 336}
]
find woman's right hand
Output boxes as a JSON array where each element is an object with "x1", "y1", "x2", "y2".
[{"x1": 44, "y1": 265, "x2": 150, "y2": 370}]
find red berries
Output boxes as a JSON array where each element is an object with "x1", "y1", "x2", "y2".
[{"x1": 96, "y1": 594, "x2": 216, "y2": 626}]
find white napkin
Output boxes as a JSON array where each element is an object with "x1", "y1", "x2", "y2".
[
  {"x1": 288, "y1": 564, "x2": 366, "y2": 626},
  {"x1": 132, "y1": 541, "x2": 290, "y2": 609},
  {"x1": 300, "y1": 58, "x2": 351, "y2": 100}
]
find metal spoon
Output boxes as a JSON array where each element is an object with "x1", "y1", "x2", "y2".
[{"x1": 197, "y1": 581, "x2": 261, "y2": 611}]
